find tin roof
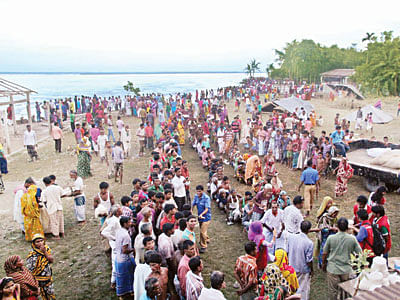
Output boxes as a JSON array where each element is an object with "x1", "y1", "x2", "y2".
[
  {"x1": 320, "y1": 69, "x2": 355, "y2": 77},
  {"x1": 351, "y1": 282, "x2": 400, "y2": 300}
]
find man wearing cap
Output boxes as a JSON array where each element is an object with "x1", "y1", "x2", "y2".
[{"x1": 298, "y1": 160, "x2": 319, "y2": 217}]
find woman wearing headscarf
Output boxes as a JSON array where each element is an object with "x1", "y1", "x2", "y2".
[
  {"x1": 334, "y1": 157, "x2": 353, "y2": 197},
  {"x1": 245, "y1": 155, "x2": 262, "y2": 184},
  {"x1": 25, "y1": 234, "x2": 55, "y2": 300},
  {"x1": 317, "y1": 206, "x2": 339, "y2": 268},
  {"x1": 274, "y1": 249, "x2": 299, "y2": 294},
  {"x1": 21, "y1": 185, "x2": 44, "y2": 242},
  {"x1": 177, "y1": 120, "x2": 185, "y2": 145},
  {"x1": 248, "y1": 221, "x2": 276, "y2": 273},
  {"x1": 77, "y1": 131, "x2": 92, "y2": 178},
  {"x1": 316, "y1": 196, "x2": 334, "y2": 221},
  {"x1": 4, "y1": 256, "x2": 39, "y2": 300}
]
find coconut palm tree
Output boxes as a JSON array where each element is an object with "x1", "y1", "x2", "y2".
[
  {"x1": 250, "y1": 59, "x2": 260, "y2": 77},
  {"x1": 244, "y1": 63, "x2": 253, "y2": 78},
  {"x1": 265, "y1": 63, "x2": 275, "y2": 78}
]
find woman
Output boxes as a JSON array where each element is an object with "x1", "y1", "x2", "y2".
[
  {"x1": 0, "y1": 143, "x2": 8, "y2": 174},
  {"x1": 177, "y1": 120, "x2": 185, "y2": 145},
  {"x1": 4, "y1": 256, "x2": 39, "y2": 300},
  {"x1": 334, "y1": 157, "x2": 353, "y2": 197},
  {"x1": 244, "y1": 155, "x2": 262, "y2": 184},
  {"x1": 256, "y1": 286, "x2": 301, "y2": 300},
  {"x1": 316, "y1": 196, "x2": 334, "y2": 221},
  {"x1": 369, "y1": 186, "x2": 387, "y2": 206},
  {"x1": 77, "y1": 131, "x2": 92, "y2": 178},
  {"x1": 248, "y1": 221, "x2": 276, "y2": 272},
  {"x1": 0, "y1": 277, "x2": 21, "y2": 300},
  {"x1": 317, "y1": 206, "x2": 339, "y2": 268},
  {"x1": 274, "y1": 250, "x2": 299, "y2": 295},
  {"x1": 21, "y1": 185, "x2": 44, "y2": 241},
  {"x1": 25, "y1": 234, "x2": 55, "y2": 300}
]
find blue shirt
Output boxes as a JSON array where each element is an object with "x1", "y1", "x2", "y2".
[
  {"x1": 300, "y1": 167, "x2": 319, "y2": 185},
  {"x1": 287, "y1": 232, "x2": 314, "y2": 273},
  {"x1": 192, "y1": 192, "x2": 211, "y2": 222},
  {"x1": 356, "y1": 226, "x2": 368, "y2": 243},
  {"x1": 330, "y1": 130, "x2": 345, "y2": 144}
]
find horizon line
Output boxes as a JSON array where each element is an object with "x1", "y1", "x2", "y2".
[{"x1": 0, "y1": 71, "x2": 246, "y2": 75}]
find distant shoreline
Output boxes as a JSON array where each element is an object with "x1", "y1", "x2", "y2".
[{"x1": 0, "y1": 71, "x2": 244, "y2": 75}]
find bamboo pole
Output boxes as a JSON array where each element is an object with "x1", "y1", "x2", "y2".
[
  {"x1": 26, "y1": 92, "x2": 32, "y2": 126},
  {"x1": 10, "y1": 95, "x2": 17, "y2": 135}
]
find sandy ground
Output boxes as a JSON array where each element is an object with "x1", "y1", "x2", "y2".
[{"x1": 0, "y1": 94, "x2": 399, "y2": 300}]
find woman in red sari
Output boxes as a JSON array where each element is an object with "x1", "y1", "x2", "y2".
[{"x1": 334, "y1": 157, "x2": 353, "y2": 197}]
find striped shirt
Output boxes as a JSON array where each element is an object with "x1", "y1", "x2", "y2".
[
  {"x1": 234, "y1": 254, "x2": 258, "y2": 291},
  {"x1": 186, "y1": 271, "x2": 204, "y2": 300}
]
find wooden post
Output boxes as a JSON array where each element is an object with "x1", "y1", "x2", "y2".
[
  {"x1": 2, "y1": 112, "x2": 11, "y2": 154},
  {"x1": 26, "y1": 92, "x2": 32, "y2": 126},
  {"x1": 10, "y1": 95, "x2": 17, "y2": 135}
]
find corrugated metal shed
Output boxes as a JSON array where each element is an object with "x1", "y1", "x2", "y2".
[{"x1": 351, "y1": 282, "x2": 400, "y2": 300}]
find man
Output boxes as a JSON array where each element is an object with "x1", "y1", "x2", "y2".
[
  {"x1": 355, "y1": 107, "x2": 363, "y2": 130},
  {"x1": 136, "y1": 123, "x2": 146, "y2": 156},
  {"x1": 234, "y1": 242, "x2": 258, "y2": 300},
  {"x1": 35, "y1": 102, "x2": 41, "y2": 122},
  {"x1": 69, "y1": 170, "x2": 86, "y2": 224},
  {"x1": 177, "y1": 239, "x2": 196, "y2": 297},
  {"x1": 24, "y1": 124, "x2": 39, "y2": 161},
  {"x1": 159, "y1": 204, "x2": 176, "y2": 231},
  {"x1": 283, "y1": 195, "x2": 304, "y2": 250},
  {"x1": 231, "y1": 116, "x2": 241, "y2": 144},
  {"x1": 134, "y1": 223, "x2": 153, "y2": 264},
  {"x1": 115, "y1": 216, "x2": 135, "y2": 299},
  {"x1": 41, "y1": 176, "x2": 65, "y2": 239},
  {"x1": 216, "y1": 124, "x2": 225, "y2": 154},
  {"x1": 113, "y1": 141, "x2": 124, "y2": 184},
  {"x1": 158, "y1": 223, "x2": 176, "y2": 270},
  {"x1": 287, "y1": 220, "x2": 314, "y2": 300},
  {"x1": 198, "y1": 271, "x2": 226, "y2": 300},
  {"x1": 172, "y1": 167, "x2": 186, "y2": 211},
  {"x1": 134, "y1": 251, "x2": 154, "y2": 300},
  {"x1": 182, "y1": 215, "x2": 197, "y2": 243},
  {"x1": 145, "y1": 121, "x2": 154, "y2": 150},
  {"x1": 186, "y1": 256, "x2": 204, "y2": 300},
  {"x1": 116, "y1": 116, "x2": 124, "y2": 139},
  {"x1": 298, "y1": 160, "x2": 319, "y2": 216},
  {"x1": 192, "y1": 185, "x2": 211, "y2": 253},
  {"x1": 101, "y1": 205, "x2": 122, "y2": 289},
  {"x1": 322, "y1": 217, "x2": 361, "y2": 300},
  {"x1": 330, "y1": 125, "x2": 349, "y2": 157},
  {"x1": 142, "y1": 277, "x2": 162, "y2": 300},
  {"x1": 50, "y1": 122, "x2": 63, "y2": 153},
  {"x1": 261, "y1": 202, "x2": 284, "y2": 252},
  {"x1": 147, "y1": 252, "x2": 169, "y2": 300}
]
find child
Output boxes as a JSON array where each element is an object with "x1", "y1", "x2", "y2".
[
  {"x1": 316, "y1": 152, "x2": 325, "y2": 177},
  {"x1": 277, "y1": 191, "x2": 291, "y2": 210},
  {"x1": 323, "y1": 152, "x2": 332, "y2": 179},
  {"x1": 353, "y1": 195, "x2": 371, "y2": 224},
  {"x1": 286, "y1": 140, "x2": 293, "y2": 168},
  {"x1": 112, "y1": 141, "x2": 124, "y2": 184},
  {"x1": 97, "y1": 129, "x2": 108, "y2": 163},
  {"x1": 0, "y1": 277, "x2": 20, "y2": 300},
  {"x1": 105, "y1": 141, "x2": 114, "y2": 179},
  {"x1": 242, "y1": 197, "x2": 254, "y2": 230}
]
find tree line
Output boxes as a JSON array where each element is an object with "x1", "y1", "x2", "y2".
[{"x1": 246, "y1": 31, "x2": 400, "y2": 96}]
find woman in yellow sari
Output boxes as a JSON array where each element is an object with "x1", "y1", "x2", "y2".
[
  {"x1": 274, "y1": 249, "x2": 299, "y2": 294},
  {"x1": 21, "y1": 185, "x2": 44, "y2": 241},
  {"x1": 309, "y1": 111, "x2": 316, "y2": 128},
  {"x1": 177, "y1": 121, "x2": 185, "y2": 145}
]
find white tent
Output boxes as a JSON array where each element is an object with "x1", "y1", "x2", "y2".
[
  {"x1": 345, "y1": 105, "x2": 393, "y2": 124},
  {"x1": 273, "y1": 96, "x2": 314, "y2": 114}
]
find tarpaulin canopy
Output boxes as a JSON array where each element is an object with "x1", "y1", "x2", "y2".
[
  {"x1": 345, "y1": 105, "x2": 393, "y2": 124},
  {"x1": 273, "y1": 96, "x2": 314, "y2": 114}
]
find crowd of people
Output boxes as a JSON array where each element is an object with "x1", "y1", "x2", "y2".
[{"x1": 1, "y1": 78, "x2": 395, "y2": 300}]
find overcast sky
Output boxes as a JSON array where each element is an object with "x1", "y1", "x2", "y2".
[{"x1": 1, "y1": 0, "x2": 399, "y2": 72}]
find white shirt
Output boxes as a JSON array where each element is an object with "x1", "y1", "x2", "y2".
[
  {"x1": 73, "y1": 177, "x2": 85, "y2": 198},
  {"x1": 198, "y1": 288, "x2": 226, "y2": 300},
  {"x1": 172, "y1": 175, "x2": 186, "y2": 197},
  {"x1": 243, "y1": 123, "x2": 251, "y2": 138},
  {"x1": 116, "y1": 119, "x2": 124, "y2": 131},
  {"x1": 261, "y1": 209, "x2": 284, "y2": 232},
  {"x1": 97, "y1": 135, "x2": 108, "y2": 150},
  {"x1": 41, "y1": 184, "x2": 64, "y2": 215},
  {"x1": 13, "y1": 189, "x2": 24, "y2": 224},
  {"x1": 217, "y1": 128, "x2": 225, "y2": 140},
  {"x1": 133, "y1": 263, "x2": 152, "y2": 300},
  {"x1": 24, "y1": 130, "x2": 37, "y2": 146},
  {"x1": 171, "y1": 229, "x2": 184, "y2": 248},
  {"x1": 283, "y1": 205, "x2": 303, "y2": 234},
  {"x1": 101, "y1": 215, "x2": 121, "y2": 247}
]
